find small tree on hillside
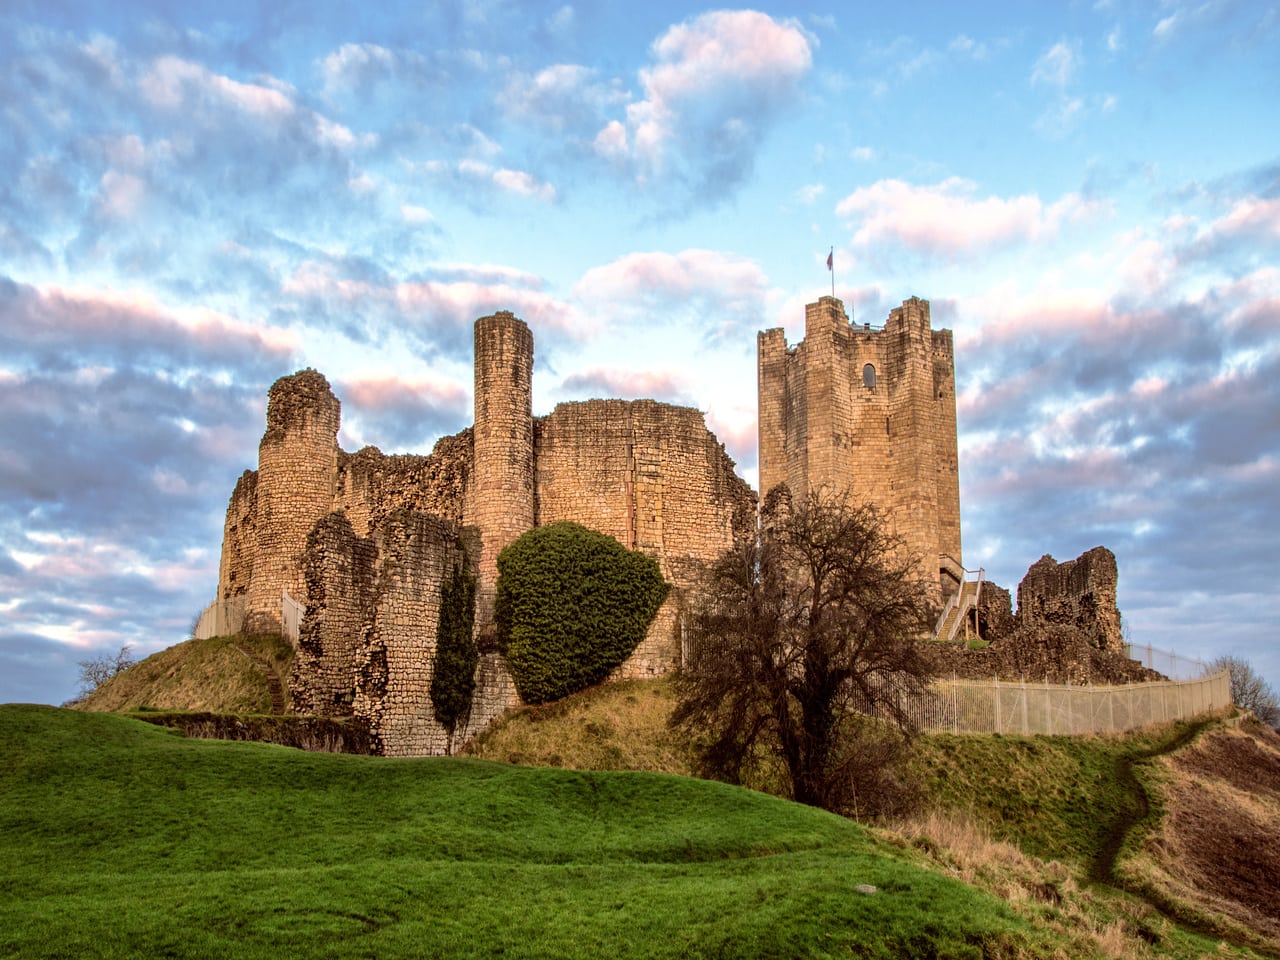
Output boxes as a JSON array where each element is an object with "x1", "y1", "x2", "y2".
[
  {"x1": 1209, "y1": 655, "x2": 1280, "y2": 728},
  {"x1": 431, "y1": 562, "x2": 478, "y2": 753},
  {"x1": 72, "y1": 644, "x2": 136, "y2": 702},
  {"x1": 672, "y1": 489, "x2": 935, "y2": 816}
]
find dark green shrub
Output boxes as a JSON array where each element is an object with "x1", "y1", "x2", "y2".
[
  {"x1": 495, "y1": 522, "x2": 669, "y2": 703},
  {"x1": 430, "y1": 562, "x2": 478, "y2": 746}
]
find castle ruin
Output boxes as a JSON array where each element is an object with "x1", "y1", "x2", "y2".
[
  {"x1": 210, "y1": 311, "x2": 755, "y2": 754},
  {"x1": 205, "y1": 295, "x2": 1136, "y2": 755}
]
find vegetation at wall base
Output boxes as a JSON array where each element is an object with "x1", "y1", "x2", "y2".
[
  {"x1": 495, "y1": 522, "x2": 669, "y2": 704},
  {"x1": 4, "y1": 704, "x2": 1052, "y2": 960},
  {"x1": 430, "y1": 561, "x2": 478, "y2": 747}
]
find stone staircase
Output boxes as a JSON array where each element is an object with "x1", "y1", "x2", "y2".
[{"x1": 934, "y1": 572, "x2": 984, "y2": 643}]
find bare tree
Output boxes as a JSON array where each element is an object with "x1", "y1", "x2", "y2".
[
  {"x1": 672, "y1": 489, "x2": 935, "y2": 815},
  {"x1": 73, "y1": 644, "x2": 136, "y2": 701},
  {"x1": 1209, "y1": 655, "x2": 1280, "y2": 728}
]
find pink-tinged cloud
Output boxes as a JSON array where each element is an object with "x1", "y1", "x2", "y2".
[
  {"x1": 1197, "y1": 195, "x2": 1280, "y2": 244},
  {"x1": 836, "y1": 178, "x2": 1109, "y2": 257},
  {"x1": 6, "y1": 281, "x2": 298, "y2": 361},
  {"x1": 574, "y1": 248, "x2": 768, "y2": 308},
  {"x1": 338, "y1": 374, "x2": 467, "y2": 412},
  {"x1": 703, "y1": 408, "x2": 758, "y2": 473},
  {"x1": 394, "y1": 280, "x2": 582, "y2": 338},
  {"x1": 558, "y1": 367, "x2": 694, "y2": 404}
]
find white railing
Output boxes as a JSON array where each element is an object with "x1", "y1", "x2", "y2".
[
  {"x1": 282, "y1": 588, "x2": 304, "y2": 644},
  {"x1": 194, "y1": 597, "x2": 245, "y2": 640},
  {"x1": 933, "y1": 566, "x2": 984, "y2": 642}
]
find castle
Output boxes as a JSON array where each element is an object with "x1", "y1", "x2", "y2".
[{"x1": 203, "y1": 295, "x2": 1125, "y2": 755}]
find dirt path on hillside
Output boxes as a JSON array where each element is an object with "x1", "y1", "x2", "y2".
[
  {"x1": 1089, "y1": 719, "x2": 1210, "y2": 886},
  {"x1": 1098, "y1": 717, "x2": 1280, "y2": 955},
  {"x1": 1152, "y1": 720, "x2": 1280, "y2": 948}
]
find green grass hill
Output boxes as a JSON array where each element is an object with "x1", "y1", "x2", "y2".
[
  {"x1": 5, "y1": 704, "x2": 1043, "y2": 960},
  {"x1": 56, "y1": 643, "x2": 1280, "y2": 958},
  {"x1": 74, "y1": 632, "x2": 293, "y2": 714}
]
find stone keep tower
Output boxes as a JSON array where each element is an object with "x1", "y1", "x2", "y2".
[
  {"x1": 244, "y1": 369, "x2": 340, "y2": 634},
  {"x1": 757, "y1": 296, "x2": 963, "y2": 598},
  {"x1": 471, "y1": 311, "x2": 535, "y2": 635}
]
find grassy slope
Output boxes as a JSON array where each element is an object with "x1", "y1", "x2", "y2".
[
  {"x1": 471, "y1": 680, "x2": 1272, "y2": 960},
  {"x1": 1, "y1": 705, "x2": 1044, "y2": 960},
  {"x1": 76, "y1": 633, "x2": 293, "y2": 714}
]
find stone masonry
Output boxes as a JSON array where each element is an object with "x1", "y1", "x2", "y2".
[
  {"x1": 211, "y1": 296, "x2": 1138, "y2": 755},
  {"x1": 758, "y1": 296, "x2": 962, "y2": 602},
  {"x1": 1016, "y1": 547, "x2": 1124, "y2": 653},
  {"x1": 213, "y1": 311, "x2": 754, "y2": 754},
  {"x1": 921, "y1": 546, "x2": 1149, "y2": 685}
]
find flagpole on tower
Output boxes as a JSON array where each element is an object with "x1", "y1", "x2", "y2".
[{"x1": 826, "y1": 246, "x2": 834, "y2": 299}]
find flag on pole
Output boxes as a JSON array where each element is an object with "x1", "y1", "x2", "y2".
[{"x1": 826, "y1": 248, "x2": 833, "y2": 271}]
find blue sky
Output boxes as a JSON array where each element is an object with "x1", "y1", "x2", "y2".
[{"x1": 2, "y1": 1, "x2": 1278, "y2": 705}]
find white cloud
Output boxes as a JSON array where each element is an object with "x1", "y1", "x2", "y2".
[
  {"x1": 949, "y1": 34, "x2": 990, "y2": 60},
  {"x1": 95, "y1": 170, "x2": 145, "y2": 220},
  {"x1": 598, "y1": 10, "x2": 813, "y2": 198},
  {"x1": 1031, "y1": 41, "x2": 1078, "y2": 87},
  {"x1": 574, "y1": 249, "x2": 769, "y2": 308},
  {"x1": 1034, "y1": 96, "x2": 1086, "y2": 138},
  {"x1": 835, "y1": 177, "x2": 1110, "y2": 257},
  {"x1": 493, "y1": 168, "x2": 556, "y2": 201},
  {"x1": 141, "y1": 55, "x2": 294, "y2": 118},
  {"x1": 796, "y1": 183, "x2": 825, "y2": 205},
  {"x1": 400, "y1": 204, "x2": 435, "y2": 224}
]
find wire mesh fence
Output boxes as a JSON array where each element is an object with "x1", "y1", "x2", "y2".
[
  {"x1": 861, "y1": 669, "x2": 1231, "y2": 736},
  {"x1": 1122, "y1": 642, "x2": 1209, "y2": 680}
]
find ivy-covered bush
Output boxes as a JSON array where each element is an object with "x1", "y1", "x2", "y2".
[
  {"x1": 495, "y1": 522, "x2": 669, "y2": 704},
  {"x1": 430, "y1": 562, "x2": 478, "y2": 746}
]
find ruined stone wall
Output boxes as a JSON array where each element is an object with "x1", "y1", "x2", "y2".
[
  {"x1": 922, "y1": 546, "x2": 1140, "y2": 684},
  {"x1": 348, "y1": 513, "x2": 518, "y2": 756},
  {"x1": 919, "y1": 629, "x2": 1162, "y2": 685},
  {"x1": 244, "y1": 370, "x2": 340, "y2": 635},
  {"x1": 291, "y1": 512, "x2": 377, "y2": 717},
  {"x1": 217, "y1": 470, "x2": 257, "y2": 602},
  {"x1": 534, "y1": 398, "x2": 756, "y2": 676},
  {"x1": 333, "y1": 428, "x2": 474, "y2": 537},
  {"x1": 757, "y1": 297, "x2": 962, "y2": 600},
  {"x1": 1016, "y1": 547, "x2": 1124, "y2": 652}
]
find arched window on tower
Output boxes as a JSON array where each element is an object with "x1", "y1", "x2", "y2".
[{"x1": 862, "y1": 363, "x2": 876, "y2": 389}]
